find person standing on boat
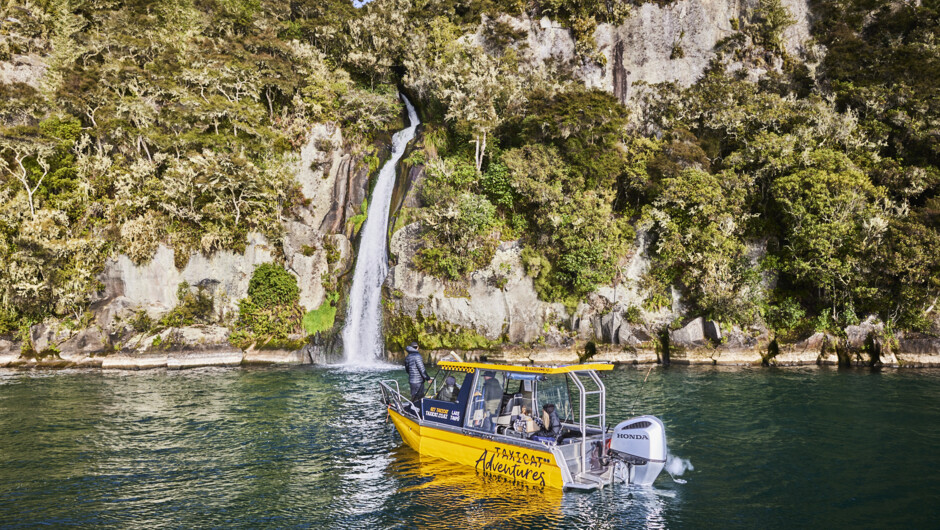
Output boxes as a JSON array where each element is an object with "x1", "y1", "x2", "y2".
[
  {"x1": 482, "y1": 371, "x2": 503, "y2": 415},
  {"x1": 404, "y1": 342, "x2": 430, "y2": 401}
]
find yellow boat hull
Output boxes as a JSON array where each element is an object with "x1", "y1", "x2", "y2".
[{"x1": 388, "y1": 408, "x2": 566, "y2": 489}]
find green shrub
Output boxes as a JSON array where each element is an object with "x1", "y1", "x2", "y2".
[
  {"x1": 160, "y1": 282, "x2": 214, "y2": 328},
  {"x1": 247, "y1": 264, "x2": 300, "y2": 309},
  {"x1": 129, "y1": 310, "x2": 153, "y2": 333},
  {"x1": 233, "y1": 264, "x2": 303, "y2": 347},
  {"x1": 624, "y1": 305, "x2": 643, "y2": 324},
  {"x1": 323, "y1": 236, "x2": 340, "y2": 265}
]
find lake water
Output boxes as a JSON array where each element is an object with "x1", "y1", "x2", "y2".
[{"x1": 1, "y1": 365, "x2": 938, "y2": 528}]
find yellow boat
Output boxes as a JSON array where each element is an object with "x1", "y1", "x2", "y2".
[{"x1": 379, "y1": 355, "x2": 667, "y2": 491}]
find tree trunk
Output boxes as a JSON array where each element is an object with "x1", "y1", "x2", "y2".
[{"x1": 474, "y1": 131, "x2": 487, "y2": 173}]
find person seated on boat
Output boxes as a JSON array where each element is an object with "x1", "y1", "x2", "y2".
[
  {"x1": 538, "y1": 403, "x2": 562, "y2": 438},
  {"x1": 404, "y1": 342, "x2": 430, "y2": 402},
  {"x1": 514, "y1": 405, "x2": 539, "y2": 434},
  {"x1": 435, "y1": 375, "x2": 460, "y2": 402}
]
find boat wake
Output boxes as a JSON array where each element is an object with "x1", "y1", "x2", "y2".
[{"x1": 665, "y1": 451, "x2": 694, "y2": 484}]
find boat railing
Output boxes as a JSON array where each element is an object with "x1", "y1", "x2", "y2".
[
  {"x1": 379, "y1": 380, "x2": 406, "y2": 414},
  {"x1": 569, "y1": 370, "x2": 607, "y2": 479}
]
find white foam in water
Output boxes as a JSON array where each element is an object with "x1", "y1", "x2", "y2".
[
  {"x1": 665, "y1": 451, "x2": 694, "y2": 484},
  {"x1": 342, "y1": 95, "x2": 420, "y2": 367}
]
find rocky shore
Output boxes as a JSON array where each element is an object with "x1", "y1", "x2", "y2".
[
  {"x1": 0, "y1": 323, "x2": 343, "y2": 370},
  {"x1": 3, "y1": 316, "x2": 939, "y2": 371}
]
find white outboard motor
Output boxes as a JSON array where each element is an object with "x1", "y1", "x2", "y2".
[{"x1": 610, "y1": 415, "x2": 667, "y2": 486}]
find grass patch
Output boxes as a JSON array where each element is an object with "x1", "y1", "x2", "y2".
[{"x1": 303, "y1": 293, "x2": 338, "y2": 335}]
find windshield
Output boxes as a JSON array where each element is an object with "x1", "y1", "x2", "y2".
[{"x1": 535, "y1": 374, "x2": 573, "y2": 423}]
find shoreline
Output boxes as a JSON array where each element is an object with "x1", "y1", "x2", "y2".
[{"x1": 2, "y1": 345, "x2": 939, "y2": 371}]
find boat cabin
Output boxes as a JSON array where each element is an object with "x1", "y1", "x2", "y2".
[{"x1": 415, "y1": 361, "x2": 605, "y2": 441}]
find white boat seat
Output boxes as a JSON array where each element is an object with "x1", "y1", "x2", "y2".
[{"x1": 495, "y1": 414, "x2": 512, "y2": 426}]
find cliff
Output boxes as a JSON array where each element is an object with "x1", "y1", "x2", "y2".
[{"x1": 2, "y1": 0, "x2": 939, "y2": 370}]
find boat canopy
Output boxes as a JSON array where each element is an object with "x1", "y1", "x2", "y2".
[{"x1": 436, "y1": 361, "x2": 614, "y2": 375}]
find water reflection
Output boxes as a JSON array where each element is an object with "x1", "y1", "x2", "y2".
[
  {"x1": 385, "y1": 447, "x2": 564, "y2": 528},
  {"x1": 0, "y1": 366, "x2": 938, "y2": 528}
]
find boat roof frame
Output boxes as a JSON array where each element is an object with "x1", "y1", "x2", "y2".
[{"x1": 436, "y1": 360, "x2": 614, "y2": 375}]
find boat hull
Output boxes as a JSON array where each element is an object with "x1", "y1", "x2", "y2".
[{"x1": 388, "y1": 408, "x2": 566, "y2": 489}]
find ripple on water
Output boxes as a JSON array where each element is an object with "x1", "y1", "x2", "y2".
[{"x1": 0, "y1": 365, "x2": 939, "y2": 528}]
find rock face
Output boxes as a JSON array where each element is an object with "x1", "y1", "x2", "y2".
[
  {"x1": 896, "y1": 333, "x2": 940, "y2": 367},
  {"x1": 92, "y1": 124, "x2": 367, "y2": 334},
  {"x1": 772, "y1": 332, "x2": 829, "y2": 365},
  {"x1": 670, "y1": 317, "x2": 708, "y2": 348},
  {"x1": 666, "y1": 319, "x2": 769, "y2": 365},
  {"x1": 0, "y1": 123, "x2": 375, "y2": 368},
  {"x1": 596, "y1": 0, "x2": 810, "y2": 102},
  {"x1": 497, "y1": 0, "x2": 811, "y2": 106},
  {"x1": 98, "y1": 234, "x2": 275, "y2": 321},
  {"x1": 0, "y1": 54, "x2": 47, "y2": 88},
  {"x1": 386, "y1": 224, "x2": 568, "y2": 345}
]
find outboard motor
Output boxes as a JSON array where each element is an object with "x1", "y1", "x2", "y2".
[{"x1": 609, "y1": 415, "x2": 667, "y2": 486}]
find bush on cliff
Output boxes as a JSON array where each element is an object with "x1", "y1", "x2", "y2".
[
  {"x1": 231, "y1": 264, "x2": 303, "y2": 348},
  {"x1": 160, "y1": 282, "x2": 215, "y2": 328}
]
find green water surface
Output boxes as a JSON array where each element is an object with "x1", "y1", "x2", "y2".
[{"x1": 1, "y1": 365, "x2": 938, "y2": 528}]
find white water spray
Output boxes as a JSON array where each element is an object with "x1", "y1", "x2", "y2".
[
  {"x1": 342, "y1": 95, "x2": 420, "y2": 366},
  {"x1": 665, "y1": 451, "x2": 694, "y2": 484}
]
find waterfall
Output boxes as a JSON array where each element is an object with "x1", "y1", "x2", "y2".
[{"x1": 342, "y1": 94, "x2": 419, "y2": 366}]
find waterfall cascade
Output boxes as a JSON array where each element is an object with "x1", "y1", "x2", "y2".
[{"x1": 342, "y1": 95, "x2": 420, "y2": 366}]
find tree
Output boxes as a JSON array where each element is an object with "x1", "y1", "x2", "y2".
[
  {"x1": 404, "y1": 18, "x2": 522, "y2": 173},
  {"x1": 771, "y1": 150, "x2": 883, "y2": 319},
  {"x1": 644, "y1": 168, "x2": 756, "y2": 321},
  {"x1": 0, "y1": 136, "x2": 54, "y2": 218}
]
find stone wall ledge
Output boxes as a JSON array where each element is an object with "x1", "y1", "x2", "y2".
[
  {"x1": 243, "y1": 349, "x2": 307, "y2": 365},
  {"x1": 0, "y1": 348, "x2": 309, "y2": 370},
  {"x1": 3, "y1": 346, "x2": 940, "y2": 370}
]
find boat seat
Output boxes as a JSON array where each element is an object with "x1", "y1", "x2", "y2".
[{"x1": 495, "y1": 403, "x2": 522, "y2": 426}]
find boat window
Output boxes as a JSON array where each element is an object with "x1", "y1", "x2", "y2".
[
  {"x1": 432, "y1": 370, "x2": 469, "y2": 403},
  {"x1": 535, "y1": 374, "x2": 573, "y2": 424},
  {"x1": 466, "y1": 369, "x2": 507, "y2": 432},
  {"x1": 421, "y1": 370, "x2": 473, "y2": 426}
]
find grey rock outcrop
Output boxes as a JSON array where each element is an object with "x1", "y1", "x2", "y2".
[
  {"x1": 496, "y1": 0, "x2": 812, "y2": 107},
  {"x1": 386, "y1": 223, "x2": 568, "y2": 345},
  {"x1": 666, "y1": 320, "x2": 768, "y2": 365},
  {"x1": 600, "y1": 311, "x2": 623, "y2": 344},
  {"x1": 97, "y1": 233, "x2": 274, "y2": 321},
  {"x1": 30, "y1": 322, "x2": 71, "y2": 354},
  {"x1": 0, "y1": 339, "x2": 20, "y2": 366},
  {"x1": 670, "y1": 317, "x2": 708, "y2": 348},
  {"x1": 284, "y1": 220, "x2": 331, "y2": 311},
  {"x1": 773, "y1": 332, "x2": 833, "y2": 365},
  {"x1": 704, "y1": 320, "x2": 722, "y2": 341},
  {"x1": 59, "y1": 327, "x2": 109, "y2": 356},
  {"x1": 596, "y1": 0, "x2": 810, "y2": 102},
  {"x1": 896, "y1": 333, "x2": 940, "y2": 366},
  {"x1": 0, "y1": 54, "x2": 47, "y2": 88},
  {"x1": 618, "y1": 324, "x2": 654, "y2": 347}
]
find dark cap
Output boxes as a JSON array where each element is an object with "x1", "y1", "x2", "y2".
[
  {"x1": 445, "y1": 375, "x2": 456, "y2": 385},
  {"x1": 483, "y1": 370, "x2": 495, "y2": 378},
  {"x1": 409, "y1": 341, "x2": 418, "y2": 349}
]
